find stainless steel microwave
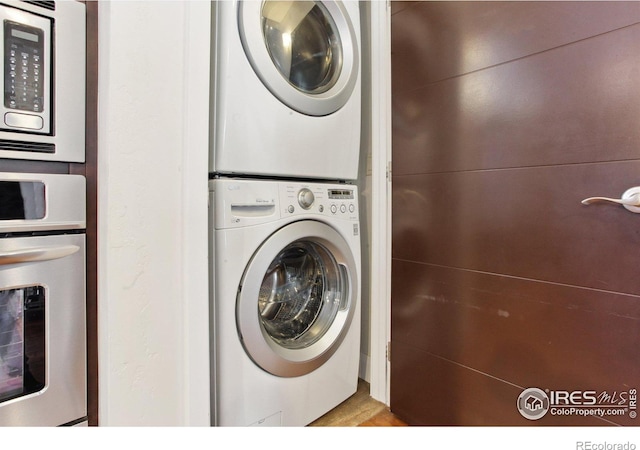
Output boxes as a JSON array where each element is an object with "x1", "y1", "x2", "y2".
[{"x1": 0, "y1": 1, "x2": 85, "y2": 163}]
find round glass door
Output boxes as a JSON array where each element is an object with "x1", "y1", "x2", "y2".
[
  {"x1": 258, "y1": 240, "x2": 343, "y2": 349},
  {"x1": 261, "y1": 1, "x2": 342, "y2": 94},
  {"x1": 237, "y1": 220, "x2": 358, "y2": 377},
  {"x1": 238, "y1": 0, "x2": 359, "y2": 116}
]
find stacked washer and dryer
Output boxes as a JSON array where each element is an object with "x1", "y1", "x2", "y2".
[{"x1": 209, "y1": 1, "x2": 363, "y2": 426}]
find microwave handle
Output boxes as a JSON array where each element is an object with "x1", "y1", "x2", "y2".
[{"x1": 0, "y1": 245, "x2": 80, "y2": 265}]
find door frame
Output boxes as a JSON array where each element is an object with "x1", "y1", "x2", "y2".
[{"x1": 368, "y1": 0, "x2": 392, "y2": 405}]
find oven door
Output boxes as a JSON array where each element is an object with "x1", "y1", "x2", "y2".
[{"x1": 0, "y1": 232, "x2": 86, "y2": 426}]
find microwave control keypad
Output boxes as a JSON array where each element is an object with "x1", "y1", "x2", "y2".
[{"x1": 4, "y1": 20, "x2": 45, "y2": 114}]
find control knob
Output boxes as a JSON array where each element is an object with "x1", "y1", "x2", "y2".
[{"x1": 298, "y1": 188, "x2": 314, "y2": 210}]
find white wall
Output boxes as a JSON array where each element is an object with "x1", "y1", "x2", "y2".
[{"x1": 97, "y1": 1, "x2": 211, "y2": 426}]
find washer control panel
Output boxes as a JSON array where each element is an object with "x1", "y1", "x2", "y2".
[
  {"x1": 211, "y1": 179, "x2": 359, "y2": 229},
  {"x1": 280, "y1": 182, "x2": 358, "y2": 221}
]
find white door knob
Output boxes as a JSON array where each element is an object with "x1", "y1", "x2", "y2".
[{"x1": 581, "y1": 186, "x2": 640, "y2": 213}]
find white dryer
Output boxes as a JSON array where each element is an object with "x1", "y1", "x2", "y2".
[
  {"x1": 210, "y1": 0, "x2": 362, "y2": 181},
  {"x1": 209, "y1": 178, "x2": 361, "y2": 426}
]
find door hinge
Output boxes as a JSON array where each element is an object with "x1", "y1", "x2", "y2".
[{"x1": 386, "y1": 341, "x2": 391, "y2": 362}]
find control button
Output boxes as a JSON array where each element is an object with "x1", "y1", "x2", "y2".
[
  {"x1": 298, "y1": 188, "x2": 315, "y2": 210},
  {"x1": 287, "y1": 205, "x2": 295, "y2": 213},
  {"x1": 340, "y1": 204, "x2": 347, "y2": 213},
  {"x1": 319, "y1": 205, "x2": 324, "y2": 213},
  {"x1": 330, "y1": 204, "x2": 337, "y2": 214},
  {"x1": 4, "y1": 112, "x2": 43, "y2": 130},
  {"x1": 349, "y1": 204, "x2": 355, "y2": 213}
]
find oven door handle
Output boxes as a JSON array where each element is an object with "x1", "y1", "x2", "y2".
[{"x1": 0, "y1": 244, "x2": 80, "y2": 265}]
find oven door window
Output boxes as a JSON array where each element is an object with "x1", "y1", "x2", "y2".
[
  {"x1": 0, "y1": 181, "x2": 46, "y2": 220},
  {"x1": 0, "y1": 286, "x2": 45, "y2": 403}
]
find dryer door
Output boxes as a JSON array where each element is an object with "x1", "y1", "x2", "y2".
[
  {"x1": 238, "y1": 0, "x2": 359, "y2": 116},
  {"x1": 237, "y1": 220, "x2": 358, "y2": 377}
]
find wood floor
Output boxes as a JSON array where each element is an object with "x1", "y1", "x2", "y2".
[{"x1": 308, "y1": 379, "x2": 407, "y2": 427}]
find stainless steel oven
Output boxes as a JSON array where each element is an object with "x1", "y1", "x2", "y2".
[{"x1": 0, "y1": 171, "x2": 86, "y2": 426}]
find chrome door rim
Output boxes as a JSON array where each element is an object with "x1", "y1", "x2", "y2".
[
  {"x1": 238, "y1": 0, "x2": 359, "y2": 117},
  {"x1": 237, "y1": 220, "x2": 358, "y2": 377}
]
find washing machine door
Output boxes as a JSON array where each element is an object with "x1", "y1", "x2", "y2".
[
  {"x1": 237, "y1": 220, "x2": 358, "y2": 377},
  {"x1": 238, "y1": 0, "x2": 359, "y2": 116}
]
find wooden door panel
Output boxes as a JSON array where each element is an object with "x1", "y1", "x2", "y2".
[
  {"x1": 391, "y1": 1, "x2": 640, "y2": 426},
  {"x1": 393, "y1": 161, "x2": 640, "y2": 294},
  {"x1": 391, "y1": 260, "x2": 640, "y2": 426},
  {"x1": 390, "y1": 341, "x2": 613, "y2": 426},
  {"x1": 392, "y1": 1, "x2": 640, "y2": 94},
  {"x1": 390, "y1": 1, "x2": 416, "y2": 17},
  {"x1": 393, "y1": 23, "x2": 640, "y2": 176}
]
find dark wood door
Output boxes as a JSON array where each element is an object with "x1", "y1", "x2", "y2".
[{"x1": 390, "y1": 1, "x2": 640, "y2": 426}]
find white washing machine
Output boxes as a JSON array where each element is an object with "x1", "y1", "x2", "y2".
[
  {"x1": 210, "y1": 0, "x2": 362, "y2": 181},
  {"x1": 209, "y1": 178, "x2": 361, "y2": 426}
]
